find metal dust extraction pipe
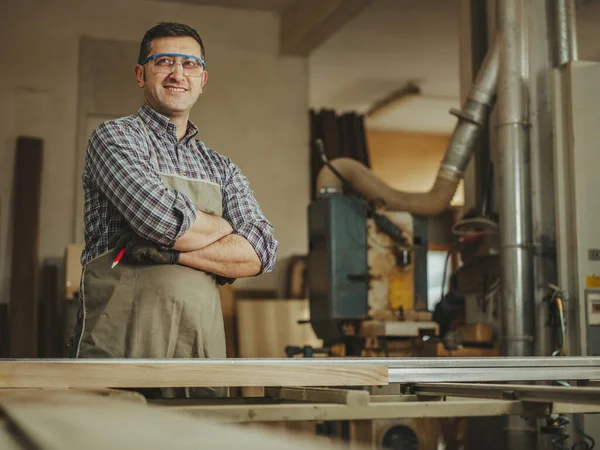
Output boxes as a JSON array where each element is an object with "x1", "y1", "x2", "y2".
[
  {"x1": 315, "y1": 39, "x2": 499, "y2": 216},
  {"x1": 497, "y1": 0, "x2": 534, "y2": 357},
  {"x1": 556, "y1": 0, "x2": 579, "y2": 65}
]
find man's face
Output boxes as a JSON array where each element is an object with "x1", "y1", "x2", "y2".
[{"x1": 135, "y1": 36, "x2": 208, "y2": 119}]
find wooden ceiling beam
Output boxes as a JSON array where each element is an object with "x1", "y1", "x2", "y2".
[{"x1": 280, "y1": 0, "x2": 375, "y2": 56}]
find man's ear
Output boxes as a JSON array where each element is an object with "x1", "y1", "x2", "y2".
[
  {"x1": 201, "y1": 70, "x2": 208, "y2": 88},
  {"x1": 135, "y1": 65, "x2": 145, "y2": 88}
]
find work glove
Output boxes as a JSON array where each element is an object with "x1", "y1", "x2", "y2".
[
  {"x1": 108, "y1": 227, "x2": 180, "y2": 265},
  {"x1": 216, "y1": 276, "x2": 236, "y2": 286}
]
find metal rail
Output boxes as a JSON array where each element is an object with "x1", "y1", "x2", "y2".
[
  {"x1": 412, "y1": 383, "x2": 600, "y2": 405},
  {"x1": 387, "y1": 366, "x2": 600, "y2": 383}
]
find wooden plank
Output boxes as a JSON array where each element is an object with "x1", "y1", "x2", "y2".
[
  {"x1": 39, "y1": 260, "x2": 64, "y2": 358},
  {"x1": 369, "y1": 394, "x2": 418, "y2": 403},
  {"x1": 167, "y1": 398, "x2": 527, "y2": 423},
  {"x1": 219, "y1": 284, "x2": 237, "y2": 358},
  {"x1": 64, "y1": 243, "x2": 84, "y2": 301},
  {"x1": 0, "y1": 422, "x2": 22, "y2": 450},
  {"x1": 0, "y1": 361, "x2": 388, "y2": 388},
  {"x1": 0, "y1": 305, "x2": 8, "y2": 358},
  {"x1": 9, "y1": 137, "x2": 43, "y2": 358},
  {"x1": 280, "y1": 0, "x2": 375, "y2": 56},
  {"x1": 72, "y1": 388, "x2": 148, "y2": 404},
  {"x1": 0, "y1": 390, "x2": 349, "y2": 450},
  {"x1": 360, "y1": 320, "x2": 439, "y2": 338},
  {"x1": 236, "y1": 299, "x2": 321, "y2": 358},
  {"x1": 167, "y1": 398, "x2": 600, "y2": 423},
  {"x1": 265, "y1": 387, "x2": 369, "y2": 406}
]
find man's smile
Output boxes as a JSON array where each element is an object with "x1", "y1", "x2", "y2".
[{"x1": 164, "y1": 86, "x2": 187, "y2": 92}]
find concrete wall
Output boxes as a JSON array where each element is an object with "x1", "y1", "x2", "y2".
[{"x1": 0, "y1": 0, "x2": 309, "y2": 303}]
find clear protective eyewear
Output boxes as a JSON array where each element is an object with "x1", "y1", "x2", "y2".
[{"x1": 141, "y1": 53, "x2": 206, "y2": 77}]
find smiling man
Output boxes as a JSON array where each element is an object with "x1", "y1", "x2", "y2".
[{"x1": 69, "y1": 22, "x2": 278, "y2": 398}]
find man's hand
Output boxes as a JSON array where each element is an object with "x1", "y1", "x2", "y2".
[
  {"x1": 109, "y1": 227, "x2": 180, "y2": 265},
  {"x1": 216, "y1": 276, "x2": 236, "y2": 286}
]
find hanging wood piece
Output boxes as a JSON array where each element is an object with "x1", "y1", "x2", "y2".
[{"x1": 9, "y1": 137, "x2": 43, "y2": 358}]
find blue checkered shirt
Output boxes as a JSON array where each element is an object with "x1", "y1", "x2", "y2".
[{"x1": 81, "y1": 104, "x2": 278, "y2": 273}]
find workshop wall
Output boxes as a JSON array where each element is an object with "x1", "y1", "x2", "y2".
[{"x1": 0, "y1": 0, "x2": 309, "y2": 303}]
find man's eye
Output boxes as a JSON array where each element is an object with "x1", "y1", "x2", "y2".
[
  {"x1": 182, "y1": 60, "x2": 199, "y2": 68},
  {"x1": 155, "y1": 58, "x2": 173, "y2": 66}
]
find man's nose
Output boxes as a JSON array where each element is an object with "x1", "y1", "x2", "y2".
[{"x1": 169, "y1": 63, "x2": 185, "y2": 81}]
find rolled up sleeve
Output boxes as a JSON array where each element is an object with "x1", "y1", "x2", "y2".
[
  {"x1": 87, "y1": 121, "x2": 197, "y2": 247},
  {"x1": 222, "y1": 161, "x2": 278, "y2": 273}
]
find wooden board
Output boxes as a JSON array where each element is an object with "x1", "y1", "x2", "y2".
[
  {"x1": 64, "y1": 243, "x2": 85, "y2": 301},
  {"x1": 236, "y1": 299, "x2": 322, "y2": 358},
  {"x1": 0, "y1": 426, "x2": 21, "y2": 450},
  {"x1": 0, "y1": 389, "x2": 351, "y2": 450},
  {"x1": 265, "y1": 387, "x2": 369, "y2": 406},
  {"x1": 9, "y1": 137, "x2": 43, "y2": 357},
  {"x1": 360, "y1": 320, "x2": 439, "y2": 338},
  {"x1": 0, "y1": 361, "x2": 388, "y2": 389},
  {"x1": 0, "y1": 305, "x2": 8, "y2": 358}
]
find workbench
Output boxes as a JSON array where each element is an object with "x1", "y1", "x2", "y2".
[{"x1": 1, "y1": 357, "x2": 600, "y2": 448}]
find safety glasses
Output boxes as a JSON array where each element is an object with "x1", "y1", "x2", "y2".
[{"x1": 140, "y1": 53, "x2": 206, "y2": 77}]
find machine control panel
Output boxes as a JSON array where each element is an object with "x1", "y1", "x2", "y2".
[
  {"x1": 586, "y1": 289, "x2": 600, "y2": 356},
  {"x1": 587, "y1": 289, "x2": 600, "y2": 326}
]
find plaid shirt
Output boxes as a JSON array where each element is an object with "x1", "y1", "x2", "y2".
[{"x1": 81, "y1": 104, "x2": 278, "y2": 273}]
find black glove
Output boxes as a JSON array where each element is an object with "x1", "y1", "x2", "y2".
[
  {"x1": 216, "y1": 276, "x2": 236, "y2": 286},
  {"x1": 108, "y1": 227, "x2": 180, "y2": 265}
]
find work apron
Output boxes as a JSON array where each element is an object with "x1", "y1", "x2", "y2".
[{"x1": 71, "y1": 118, "x2": 226, "y2": 398}]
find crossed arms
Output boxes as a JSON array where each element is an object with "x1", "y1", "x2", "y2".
[
  {"x1": 174, "y1": 209, "x2": 262, "y2": 278},
  {"x1": 86, "y1": 121, "x2": 278, "y2": 279}
]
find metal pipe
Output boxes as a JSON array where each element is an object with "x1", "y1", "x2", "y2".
[
  {"x1": 497, "y1": 0, "x2": 534, "y2": 357},
  {"x1": 556, "y1": 0, "x2": 579, "y2": 65},
  {"x1": 528, "y1": 0, "x2": 559, "y2": 360},
  {"x1": 315, "y1": 40, "x2": 499, "y2": 216}
]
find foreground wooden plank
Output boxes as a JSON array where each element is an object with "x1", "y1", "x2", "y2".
[
  {"x1": 0, "y1": 390, "x2": 350, "y2": 450},
  {"x1": 0, "y1": 422, "x2": 21, "y2": 450},
  {"x1": 0, "y1": 361, "x2": 388, "y2": 388}
]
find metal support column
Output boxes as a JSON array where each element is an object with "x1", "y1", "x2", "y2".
[{"x1": 497, "y1": 0, "x2": 535, "y2": 357}]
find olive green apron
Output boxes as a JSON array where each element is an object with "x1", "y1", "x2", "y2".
[{"x1": 72, "y1": 118, "x2": 226, "y2": 398}]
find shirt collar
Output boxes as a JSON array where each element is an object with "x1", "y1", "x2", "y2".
[{"x1": 137, "y1": 104, "x2": 199, "y2": 142}]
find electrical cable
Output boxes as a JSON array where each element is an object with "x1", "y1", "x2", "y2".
[
  {"x1": 439, "y1": 242, "x2": 460, "y2": 305},
  {"x1": 314, "y1": 139, "x2": 361, "y2": 198},
  {"x1": 315, "y1": 138, "x2": 411, "y2": 251}
]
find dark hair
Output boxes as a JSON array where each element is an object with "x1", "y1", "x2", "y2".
[{"x1": 138, "y1": 22, "x2": 206, "y2": 65}]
